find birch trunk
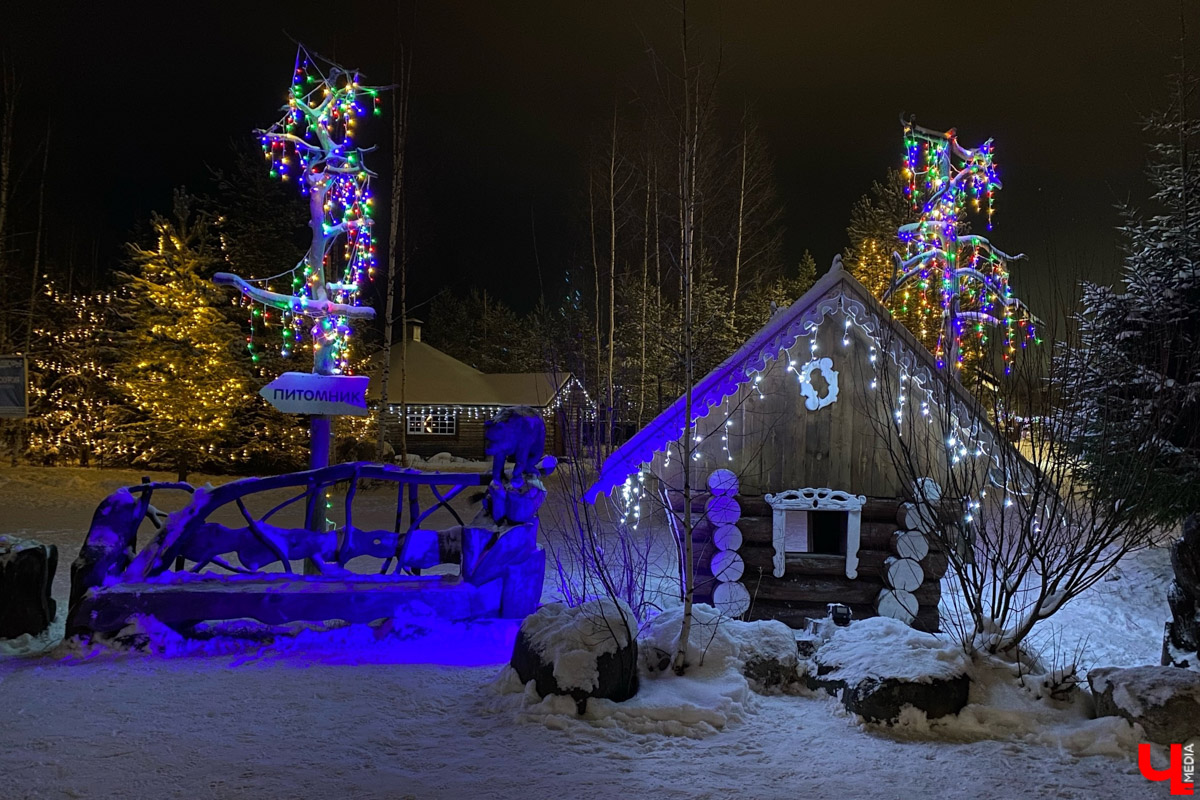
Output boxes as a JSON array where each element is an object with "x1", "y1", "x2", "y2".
[
  {"x1": 674, "y1": 6, "x2": 699, "y2": 676},
  {"x1": 588, "y1": 174, "x2": 602, "y2": 457},
  {"x1": 0, "y1": 65, "x2": 15, "y2": 351},
  {"x1": 638, "y1": 153, "x2": 650, "y2": 427},
  {"x1": 607, "y1": 109, "x2": 618, "y2": 450},
  {"x1": 376, "y1": 48, "x2": 411, "y2": 465},
  {"x1": 24, "y1": 125, "x2": 47, "y2": 354},
  {"x1": 730, "y1": 118, "x2": 747, "y2": 330}
]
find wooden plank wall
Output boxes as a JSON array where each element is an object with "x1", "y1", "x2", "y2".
[
  {"x1": 660, "y1": 314, "x2": 963, "y2": 503},
  {"x1": 404, "y1": 418, "x2": 487, "y2": 459}
]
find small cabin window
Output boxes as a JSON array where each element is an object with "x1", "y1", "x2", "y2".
[
  {"x1": 407, "y1": 410, "x2": 456, "y2": 436},
  {"x1": 810, "y1": 511, "x2": 847, "y2": 555},
  {"x1": 765, "y1": 488, "x2": 865, "y2": 580},
  {"x1": 781, "y1": 510, "x2": 847, "y2": 555}
]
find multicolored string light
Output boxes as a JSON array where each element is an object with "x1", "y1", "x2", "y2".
[
  {"x1": 889, "y1": 119, "x2": 1038, "y2": 374},
  {"x1": 267, "y1": 49, "x2": 379, "y2": 371},
  {"x1": 214, "y1": 46, "x2": 380, "y2": 374}
]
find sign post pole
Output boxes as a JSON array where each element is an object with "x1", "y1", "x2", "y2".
[
  {"x1": 311, "y1": 416, "x2": 331, "y2": 471},
  {"x1": 257, "y1": 370, "x2": 370, "y2": 570}
]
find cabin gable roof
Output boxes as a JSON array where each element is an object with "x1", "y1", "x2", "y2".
[
  {"x1": 370, "y1": 339, "x2": 572, "y2": 408},
  {"x1": 583, "y1": 261, "x2": 998, "y2": 502}
]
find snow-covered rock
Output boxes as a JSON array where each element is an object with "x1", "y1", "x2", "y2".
[
  {"x1": 811, "y1": 617, "x2": 970, "y2": 686},
  {"x1": 491, "y1": 604, "x2": 799, "y2": 735},
  {"x1": 639, "y1": 604, "x2": 799, "y2": 689},
  {"x1": 1088, "y1": 665, "x2": 1200, "y2": 744},
  {"x1": 808, "y1": 617, "x2": 972, "y2": 722},
  {"x1": 509, "y1": 599, "x2": 638, "y2": 713}
]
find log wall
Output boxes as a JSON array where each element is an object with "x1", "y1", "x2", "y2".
[
  {"x1": 388, "y1": 411, "x2": 565, "y2": 460},
  {"x1": 684, "y1": 491, "x2": 943, "y2": 633}
]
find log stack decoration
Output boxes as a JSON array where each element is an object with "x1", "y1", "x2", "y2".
[
  {"x1": 683, "y1": 470, "x2": 750, "y2": 617},
  {"x1": 706, "y1": 470, "x2": 750, "y2": 618},
  {"x1": 875, "y1": 491, "x2": 938, "y2": 626}
]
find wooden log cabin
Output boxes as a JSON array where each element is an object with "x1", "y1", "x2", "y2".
[
  {"x1": 371, "y1": 322, "x2": 591, "y2": 460},
  {"x1": 585, "y1": 259, "x2": 1024, "y2": 633}
]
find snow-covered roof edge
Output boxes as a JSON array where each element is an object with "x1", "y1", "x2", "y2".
[{"x1": 582, "y1": 261, "x2": 1000, "y2": 503}]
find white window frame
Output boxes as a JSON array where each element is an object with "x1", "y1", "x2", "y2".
[
  {"x1": 406, "y1": 409, "x2": 457, "y2": 436},
  {"x1": 764, "y1": 487, "x2": 866, "y2": 579}
]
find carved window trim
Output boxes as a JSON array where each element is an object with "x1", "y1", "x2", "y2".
[{"x1": 764, "y1": 487, "x2": 866, "y2": 579}]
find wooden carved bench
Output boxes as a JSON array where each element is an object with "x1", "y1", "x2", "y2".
[{"x1": 67, "y1": 462, "x2": 548, "y2": 637}]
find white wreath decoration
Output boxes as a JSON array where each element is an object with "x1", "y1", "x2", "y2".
[{"x1": 798, "y1": 357, "x2": 839, "y2": 411}]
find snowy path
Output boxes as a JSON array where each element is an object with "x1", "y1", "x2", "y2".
[{"x1": 0, "y1": 650, "x2": 1152, "y2": 800}]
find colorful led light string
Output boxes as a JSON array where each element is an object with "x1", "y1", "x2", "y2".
[
  {"x1": 890, "y1": 119, "x2": 1039, "y2": 375},
  {"x1": 255, "y1": 47, "x2": 381, "y2": 372}
]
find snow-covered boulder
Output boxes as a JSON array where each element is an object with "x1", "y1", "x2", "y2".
[
  {"x1": 509, "y1": 599, "x2": 639, "y2": 714},
  {"x1": 808, "y1": 616, "x2": 971, "y2": 722},
  {"x1": 639, "y1": 604, "x2": 799, "y2": 690},
  {"x1": 1088, "y1": 665, "x2": 1200, "y2": 744},
  {"x1": 0, "y1": 534, "x2": 58, "y2": 639}
]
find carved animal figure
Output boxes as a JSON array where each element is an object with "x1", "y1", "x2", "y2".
[{"x1": 484, "y1": 406, "x2": 546, "y2": 484}]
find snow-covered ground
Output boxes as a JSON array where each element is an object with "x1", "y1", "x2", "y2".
[{"x1": 0, "y1": 466, "x2": 1179, "y2": 799}]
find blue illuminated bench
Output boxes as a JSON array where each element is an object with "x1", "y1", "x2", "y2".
[{"x1": 67, "y1": 463, "x2": 546, "y2": 638}]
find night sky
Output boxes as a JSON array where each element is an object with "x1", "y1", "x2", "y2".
[{"x1": 3, "y1": 1, "x2": 1196, "y2": 315}]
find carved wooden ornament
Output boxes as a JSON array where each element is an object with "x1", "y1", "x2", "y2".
[{"x1": 798, "y1": 357, "x2": 839, "y2": 411}]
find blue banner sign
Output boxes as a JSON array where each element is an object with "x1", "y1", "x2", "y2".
[{"x1": 0, "y1": 356, "x2": 27, "y2": 419}]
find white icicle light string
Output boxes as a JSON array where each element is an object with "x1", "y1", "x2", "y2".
[{"x1": 622, "y1": 304, "x2": 1022, "y2": 527}]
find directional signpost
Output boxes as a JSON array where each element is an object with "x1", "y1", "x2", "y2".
[
  {"x1": 260, "y1": 372, "x2": 370, "y2": 417},
  {"x1": 260, "y1": 372, "x2": 369, "y2": 479}
]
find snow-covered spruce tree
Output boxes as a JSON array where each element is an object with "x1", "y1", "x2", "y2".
[
  {"x1": 844, "y1": 170, "x2": 911, "y2": 300},
  {"x1": 115, "y1": 193, "x2": 252, "y2": 481},
  {"x1": 1065, "y1": 89, "x2": 1200, "y2": 527}
]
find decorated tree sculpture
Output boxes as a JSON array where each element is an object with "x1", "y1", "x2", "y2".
[
  {"x1": 214, "y1": 47, "x2": 379, "y2": 379},
  {"x1": 887, "y1": 118, "x2": 1038, "y2": 375}
]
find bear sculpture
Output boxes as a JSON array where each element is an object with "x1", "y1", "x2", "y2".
[{"x1": 484, "y1": 406, "x2": 546, "y2": 485}]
